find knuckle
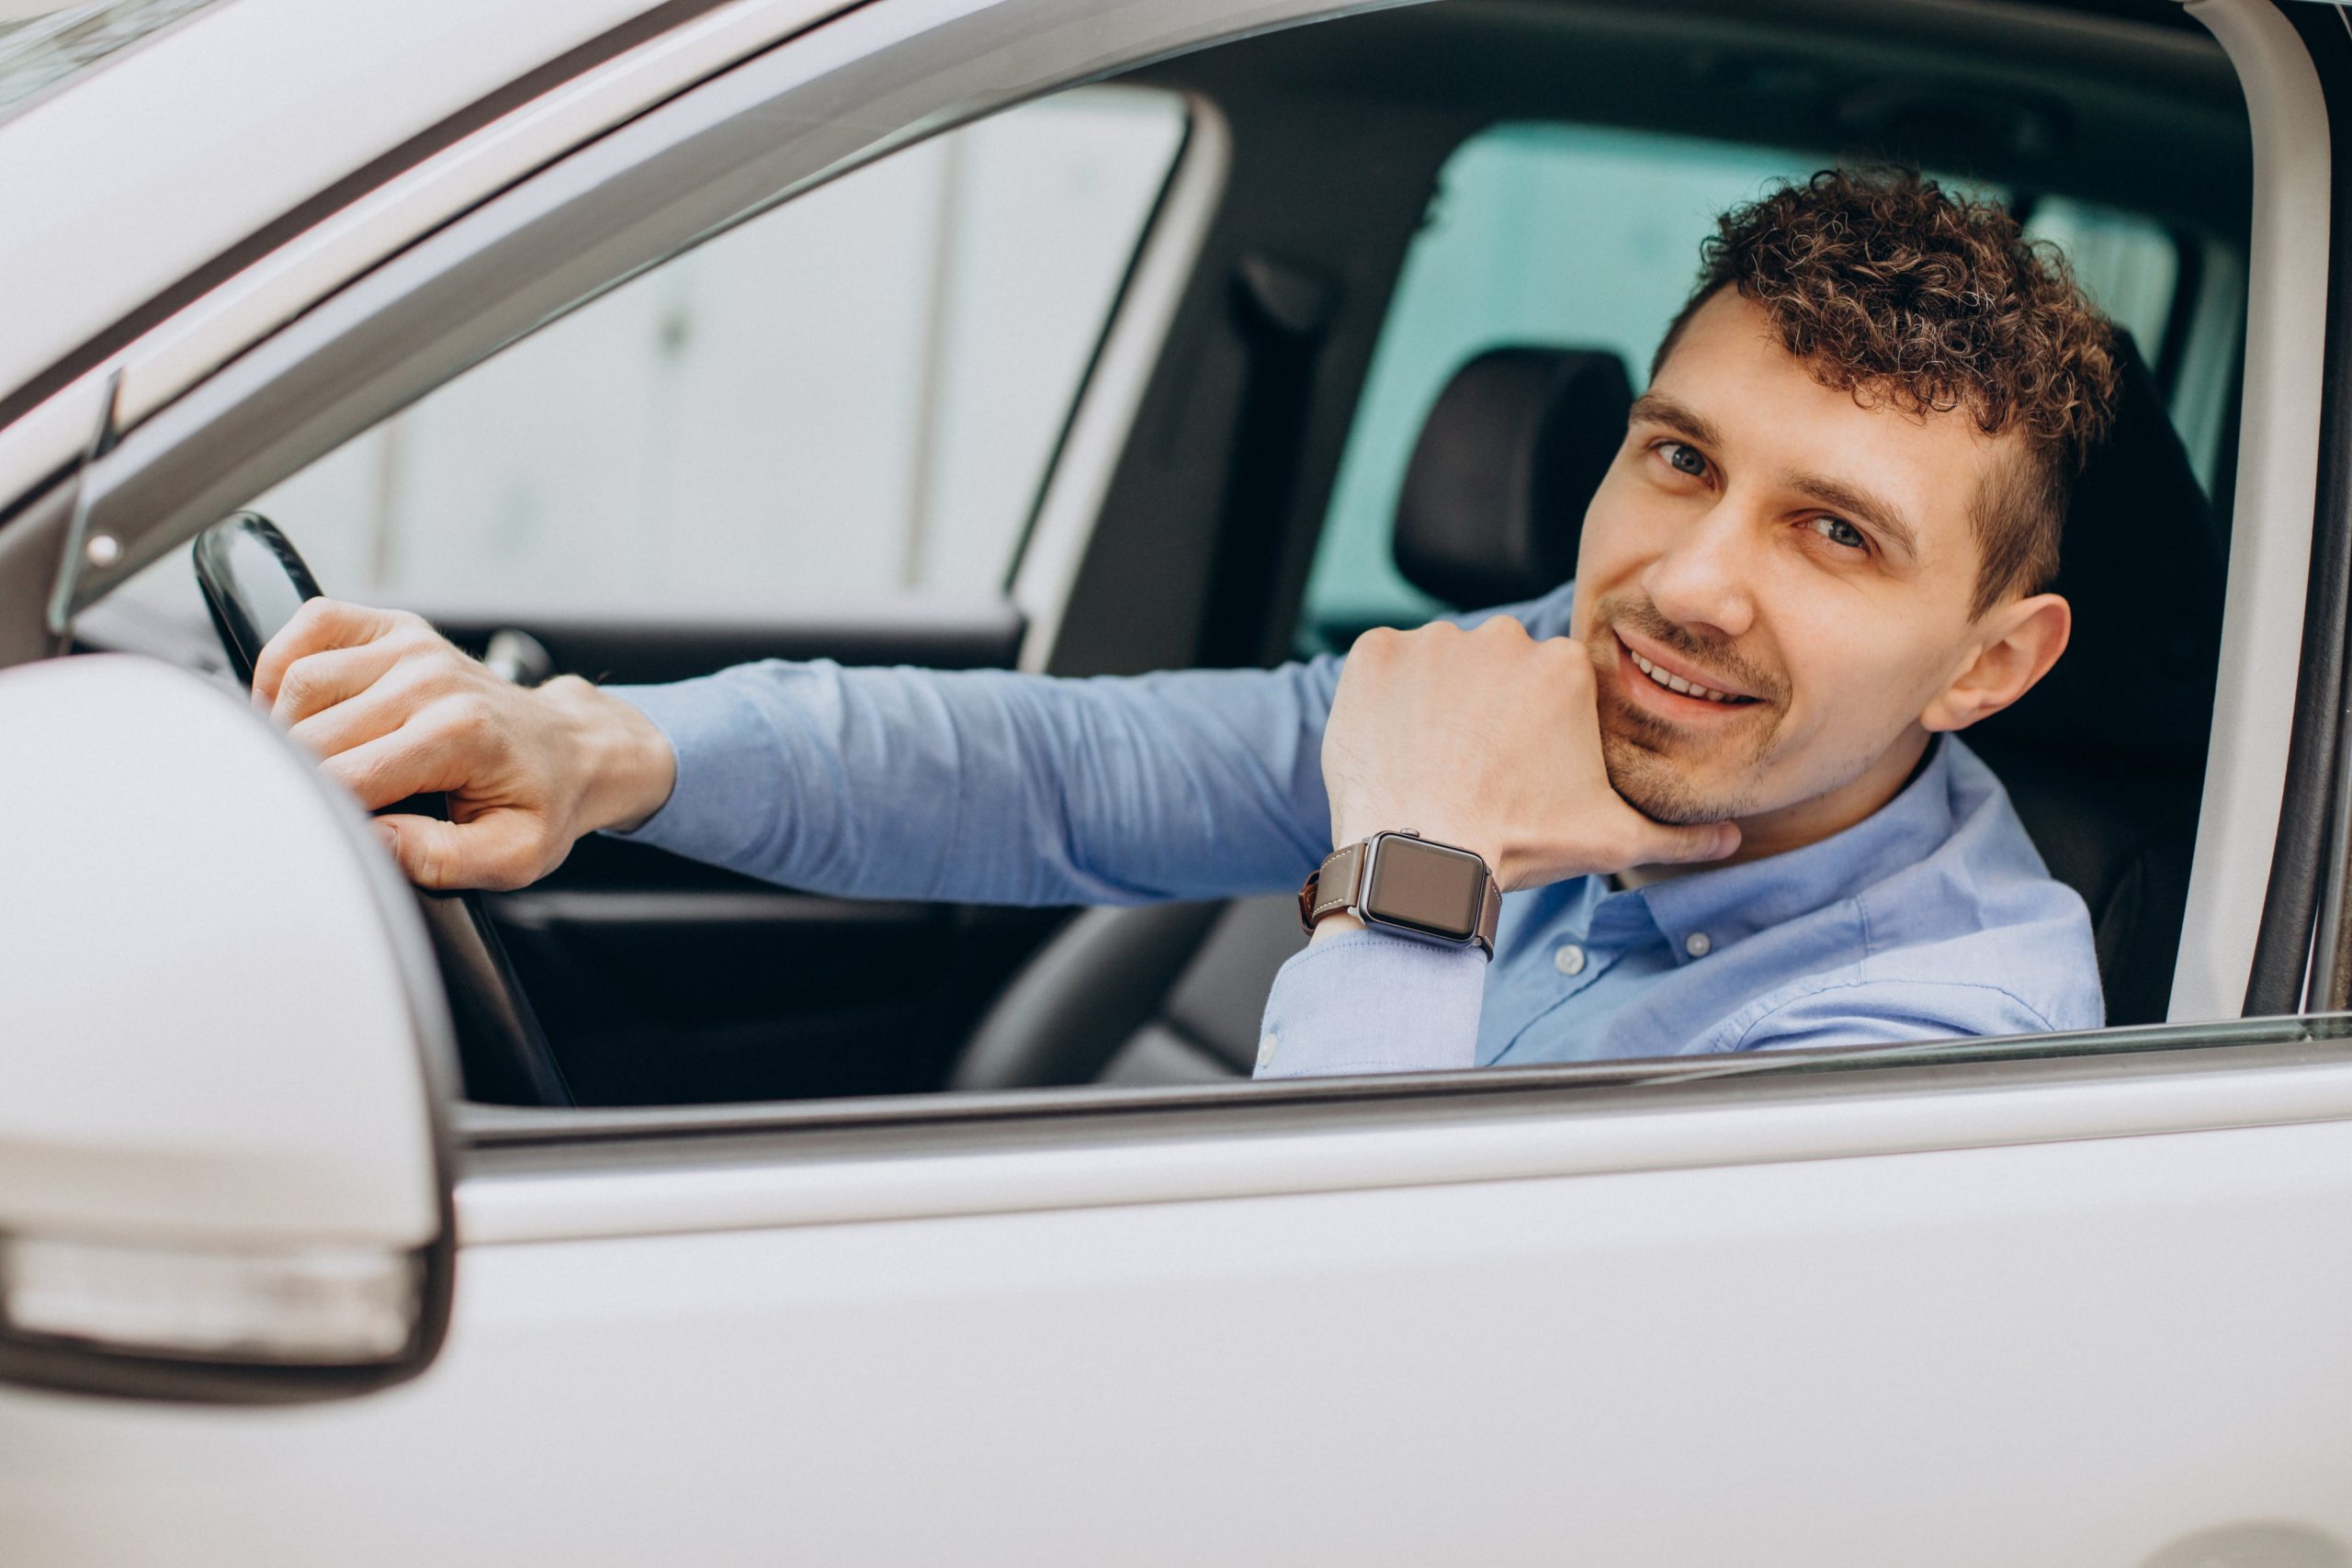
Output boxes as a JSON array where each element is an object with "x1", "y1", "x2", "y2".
[
  {"x1": 408, "y1": 646, "x2": 476, "y2": 697},
  {"x1": 278, "y1": 660, "x2": 321, "y2": 706},
  {"x1": 285, "y1": 598, "x2": 334, "y2": 637},
  {"x1": 437, "y1": 692, "x2": 499, "y2": 742}
]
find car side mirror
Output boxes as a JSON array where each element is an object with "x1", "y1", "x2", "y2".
[{"x1": 0, "y1": 655, "x2": 456, "y2": 1402}]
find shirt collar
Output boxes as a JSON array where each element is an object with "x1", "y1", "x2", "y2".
[{"x1": 1623, "y1": 737, "x2": 1960, "y2": 964}]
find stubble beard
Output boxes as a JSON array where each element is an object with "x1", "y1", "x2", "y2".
[
  {"x1": 1597, "y1": 700, "x2": 1769, "y2": 826},
  {"x1": 1585, "y1": 608, "x2": 1781, "y2": 826}
]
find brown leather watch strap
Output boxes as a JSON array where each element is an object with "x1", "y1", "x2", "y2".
[
  {"x1": 1297, "y1": 834, "x2": 1499, "y2": 957},
  {"x1": 1296, "y1": 840, "x2": 1368, "y2": 932}
]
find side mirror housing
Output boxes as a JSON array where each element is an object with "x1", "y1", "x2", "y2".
[{"x1": 0, "y1": 655, "x2": 457, "y2": 1402}]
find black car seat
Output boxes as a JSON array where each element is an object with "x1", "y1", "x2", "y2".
[{"x1": 950, "y1": 337, "x2": 2221, "y2": 1090}]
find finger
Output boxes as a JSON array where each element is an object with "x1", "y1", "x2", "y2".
[
  {"x1": 270, "y1": 638, "x2": 410, "y2": 730},
  {"x1": 285, "y1": 670, "x2": 429, "y2": 761},
  {"x1": 1632, "y1": 818, "x2": 1742, "y2": 867},
  {"x1": 318, "y1": 711, "x2": 479, "y2": 813},
  {"x1": 372, "y1": 810, "x2": 547, "y2": 892},
  {"x1": 253, "y1": 599, "x2": 411, "y2": 709}
]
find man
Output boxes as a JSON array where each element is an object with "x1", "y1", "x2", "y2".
[{"x1": 254, "y1": 167, "x2": 2120, "y2": 1077}]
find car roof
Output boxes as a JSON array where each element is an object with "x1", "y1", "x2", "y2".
[{"x1": 0, "y1": 0, "x2": 691, "y2": 419}]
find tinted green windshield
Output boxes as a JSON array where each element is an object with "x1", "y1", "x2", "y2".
[{"x1": 0, "y1": 0, "x2": 220, "y2": 124}]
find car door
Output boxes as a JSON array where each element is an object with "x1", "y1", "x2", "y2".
[
  {"x1": 4, "y1": 0, "x2": 2351, "y2": 1560},
  {"x1": 6, "y1": 1026, "x2": 2351, "y2": 1565}
]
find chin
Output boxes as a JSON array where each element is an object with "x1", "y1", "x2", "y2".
[{"x1": 1601, "y1": 732, "x2": 1746, "y2": 826}]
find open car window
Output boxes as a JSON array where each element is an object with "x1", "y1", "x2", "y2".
[
  {"x1": 49, "y1": 0, "x2": 2296, "y2": 1119},
  {"x1": 113, "y1": 85, "x2": 1189, "y2": 618}
]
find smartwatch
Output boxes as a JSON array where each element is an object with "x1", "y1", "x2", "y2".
[{"x1": 1297, "y1": 830, "x2": 1502, "y2": 957}]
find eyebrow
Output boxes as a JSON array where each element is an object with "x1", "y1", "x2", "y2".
[
  {"x1": 1629, "y1": 391, "x2": 1727, "y2": 452},
  {"x1": 1628, "y1": 391, "x2": 1923, "y2": 562}
]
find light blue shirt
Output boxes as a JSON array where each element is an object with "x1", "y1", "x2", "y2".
[{"x1": 607, "y1": 582, "x2": 2102, "y2": 1077}]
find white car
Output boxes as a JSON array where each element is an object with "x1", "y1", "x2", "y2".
[{"x1": 3, "y1": 0, "x2": 2350, "y2": 1561}]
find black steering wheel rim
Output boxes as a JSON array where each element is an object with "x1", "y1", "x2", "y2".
[{"x1": 192, "y1": 513, "x2": 572, "y2": 1107}]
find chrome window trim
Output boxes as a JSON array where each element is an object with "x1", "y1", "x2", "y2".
[{"x1": 457, "y1": 1020, "x2": 2352, "y2": 1244}]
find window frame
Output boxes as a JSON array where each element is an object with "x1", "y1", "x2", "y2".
[{"x1": 0, "y1": 0, "x2": 2335, "y2": 1169}]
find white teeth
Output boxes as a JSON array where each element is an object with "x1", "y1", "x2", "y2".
[{"x1": 1629, "y1": 649, "x2": 1745, "y2": 705}]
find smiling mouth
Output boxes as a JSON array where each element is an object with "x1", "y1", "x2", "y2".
[{"x1": 1621, "y1": 640, "x2": 1760, "y2": 706}]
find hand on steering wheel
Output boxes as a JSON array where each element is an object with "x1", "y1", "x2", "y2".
[
  {"x1": 252, "y1": 601, "x2": 674, "y2": 891},
  {"x1": 197, "y1": 513, "x2": 666, "y2": 1105}
]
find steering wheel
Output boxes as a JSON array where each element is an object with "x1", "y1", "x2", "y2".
[{"x1": 192, "y1": 513, "x2": 572, "y2": 1107}]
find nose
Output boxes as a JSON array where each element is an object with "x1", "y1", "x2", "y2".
[{"x1": 1640, "y1": 497, "x2": 1758, "y2": 640}]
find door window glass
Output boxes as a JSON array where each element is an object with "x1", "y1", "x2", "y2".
[
  {"x1": 1301, "y1": 122, "x2": 2193, "y2": 647},
  {"x1": 244, "y1": 85, "x2": 1187, "y2": 609}
]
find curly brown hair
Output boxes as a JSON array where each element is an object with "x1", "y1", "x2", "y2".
[{"x1": 1653, "y1": 167, "x2": 2121, "y2": 617}]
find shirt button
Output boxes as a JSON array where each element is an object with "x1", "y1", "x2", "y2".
[
  {"x1": 1685, "y1": 931, "x2": 1713, "y2": 958},
  {"x1": 1255, "y1": 1032, "x2": 1279, "y2": 1071},
  {"x1": 1554, "y1": 943, "x2": 1588, "y2": 977}
]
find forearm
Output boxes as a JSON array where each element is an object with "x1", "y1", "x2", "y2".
[{"x1": 604, "y1": 657, "x2": 1340, "y2": 905}]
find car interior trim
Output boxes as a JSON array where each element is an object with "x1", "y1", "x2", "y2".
[
  {"x1": 455, "y1": 1025, "x2": 2352, "y2": 1244},
  {"x1": 2279, "y1": 3, "x2": 2352, "y2": 1015},
  {"x1": 1011, "y1": 95, "x2": 1234, "y2": 671},
  {"x1": 2171, "y1": 0, "x2": 2334, "y2": 1020}
]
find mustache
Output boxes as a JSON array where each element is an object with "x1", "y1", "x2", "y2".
[{"x1": 1592, "y1": 594, "x2": 1785, "y2": 705}]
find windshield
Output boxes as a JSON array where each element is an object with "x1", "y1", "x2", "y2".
[{"x1": 0, "y1": 0, "x2": 220, "y2": 124}]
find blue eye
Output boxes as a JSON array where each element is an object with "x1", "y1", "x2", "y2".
[
  {"x1": 1812, "y1": 515, "x2": 1868, "y2": 551},
  {"x1": 1659, "y1": 442, "x2": 1709, "y2": 478}
]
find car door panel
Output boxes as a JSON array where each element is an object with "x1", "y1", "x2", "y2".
[
  {"x1": 489, "y1": 852, "x2": 1068, "y2": 1103},
  {"x1": 6, "y1": 1043, "x2": 2349, "y2": 1564}
]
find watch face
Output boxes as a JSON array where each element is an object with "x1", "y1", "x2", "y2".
[{"x1": 1363, "y1": 835, "x2": 1487, "y2": 942}]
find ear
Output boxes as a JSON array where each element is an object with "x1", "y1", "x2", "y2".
[{"x1": 1920, "y1": 592, "x2": 2071, "y2": 734}]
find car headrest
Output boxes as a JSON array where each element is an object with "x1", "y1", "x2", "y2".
[
  {"x1": 1393, "y1": 346, "x2": 1634, "y2": 610},
  {"x1": 1971, "y1": 332, "x2": 2223, "y2": 770}
]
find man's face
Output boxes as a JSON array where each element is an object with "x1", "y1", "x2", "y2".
[{"x1": 1569, "y1": 288, "x2": 2027, "y2": 839}]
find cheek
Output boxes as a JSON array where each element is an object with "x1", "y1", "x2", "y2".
[
  {"x1": 1569, "y1": 471, "x2": 1647, "y2": 598},
  {"x1": 1780, "y1": 615, "x2": 1957, "y2": 739}
]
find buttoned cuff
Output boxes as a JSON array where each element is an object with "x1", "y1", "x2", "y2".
[
  {"x1": 1253, "y1": 929, "x2": 1487, "y2": 1078},
  {"x1": 597, "y1": 680, "x2": 768, "y2": 862}
]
